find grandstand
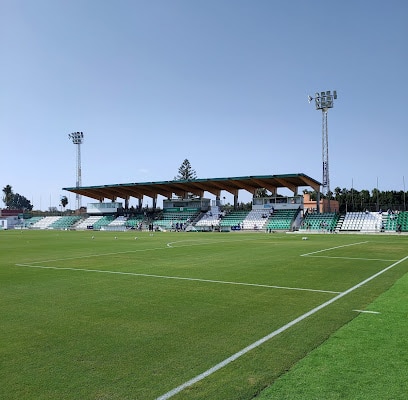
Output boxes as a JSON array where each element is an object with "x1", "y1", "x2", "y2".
[
  {"x1": 92, "y1": 215, "x2": 115, "y2": 230},
  {"x1": 101, "y1": 216, "x2": 127, "y2": 231},
  {"x1": 49, "y1": 216, "x2": 81, "y2": 230},
  {"x1": 339, "y1": 211, "x2": 383, "y2": 233},
  {"x1": 153, "y1": 209, "x2": 201, "y2": 230},
  {"x1": 18, "y1": 215, "x2": 81, "y2": 230},
  {"x1": 17, "y1": 210, "x2": 408, "y2": 233},
  {"x1": 7, "y1": 210, "x2": 408, "y2": 234},
  {"x1": 195, "y1": 206, "x2": 223, "y2": 230},
  {"x1": 219, "y1": 210, "x2": 249, "y2": 230},
  {"x1": 61, "y1": 174, "x2": 321, "y2": 232},
  {"x1": 196, "y1": 208, "x2": 291, "y2": 232},
  {"x1": 383, "y1": 213, "x2": 398, "y2": 232},
  {"x1": 22, "y1": 216, "x2": 43, "y2": 228},
  {"x1": 381, "y1": 211, "x2": 408, "y2": 233},
  {"x1": 125, "y1": 215, "x2": 145, "y2": 229},
  {"x1": 75, "y1": 215, "x2": 103, "y2": 230},
  {"x1": 30, "y1": 216, "x2": 61, "y2": 229},
  {"x1": 265, "y1": 209, "x2": 300, "y2": 231},
  {"x1": 396, "y1": 211, "x2": 408, "y2": 231},
  {"x1": 5, "y1": 173, "x2": 405, "y2": 234},
  {"x1": 300, "y1": 212, "x2": 339, "y2": 232},
  {"x1": 242, "y1": 209, "x2": 270, "y2": 230}
]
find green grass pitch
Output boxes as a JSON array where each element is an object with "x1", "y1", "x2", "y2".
[{"x1": 1, "y1": 230, "x2": 407, "y2": 399}]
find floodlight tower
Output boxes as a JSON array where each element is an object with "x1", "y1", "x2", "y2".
[
  {"x1": 68, "y1": 131, "x2": 84, "y2": 210},
  {"x1": 308, "y1": 90, "x2": 337, "y2": 202}
]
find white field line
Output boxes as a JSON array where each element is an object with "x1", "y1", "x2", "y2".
[
  {"x1": 26, "y1": 247, "x2": 170, "y2": 265},
  {"x1": 25, "y1": 237, "x2": 275, "y2": 265},
  {"x1": 166, "y1": 238, "x2": 251, "y2": 248},
  {"x1": 301, "y1": 241, "x2": 397, "y2": 262},
  {"x1": 166, "y1": 237, "x2": 284, "y2": 248},
  {"x1": 300, "y1": 241, "x2": 369, "y2": 257},
  {"x1": 155, "y1": 254, "x2": 408, "y2": 400},
  {"x1": 302, "y1": 255, "x2": 398, "y2": 262},
  {"x1": 14, "y1": 264, "x2": 340, "y2": 294},
  {"x1": 353, "y1": 309, "x2": 381, "y2": 314},
  {"x1": 16, "y1": 237, "x2": 334, "y2": 294}
]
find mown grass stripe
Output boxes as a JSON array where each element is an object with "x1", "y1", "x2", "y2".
[
  {"x1": 155, "y1": 254, "x2": 408, "y2": 400},
  {"x1": 14, "y1": 263, "x2": 340, "y2": 294}
]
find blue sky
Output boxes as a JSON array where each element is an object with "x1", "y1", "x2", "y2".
[{"x1": 1, "y1": 0, "x2": 407, "y2": 210}]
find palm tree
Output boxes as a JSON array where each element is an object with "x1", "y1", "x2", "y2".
[
  {"x1": 2, "y1": 185, "x2": 13, "y2": 208},
  {"x1": 60, "y1": 196, "x2": 68, "y2": 210}
]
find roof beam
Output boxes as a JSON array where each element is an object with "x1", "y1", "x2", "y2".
[{"x1": 62, "y1": 174, "x2": 322, "y2": 205}]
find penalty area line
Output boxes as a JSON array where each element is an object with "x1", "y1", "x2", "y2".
[
  {"x1": 302, "y1": 255, "x2": 398, "y2": 262},
  {"x1": 24, "y1": 246, "x2": 171, "y2": 265},
  {"x1": 155, "y1": 254, "x2": 408, "y2": 400},
  {"x1": 300, "y1": 241, "x2": 369, "y2": 257},
  {"x1": 13, "y1": 264, "x2": 339, "y2": 294},
  {"x1": 165, "y1": 237, "x2": 277, "y2": 248}
]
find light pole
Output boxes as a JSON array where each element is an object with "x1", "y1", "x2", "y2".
[
  {"x1": 68, "y1": 131, "x2": 84, "y2": 211},
  {"x1": 308, "y1": 90, "x2": 337, "y2": 211}
]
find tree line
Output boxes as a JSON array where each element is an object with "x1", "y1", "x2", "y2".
[
  {"x1": 2, "y1": 185, "x2": 33, "y2": 211},
  {"x1": 306, "y1": 187, "x2": 407, "y2": 213},
  {"x1": 3, "y1": 184, "x2": 407, "y2": 214},
  {"x1": 2, "y1": 159, "x2": 407, "y2": 214},
  {"x1": 2, "y1": 185, "x2": 69, "y2": 212}
]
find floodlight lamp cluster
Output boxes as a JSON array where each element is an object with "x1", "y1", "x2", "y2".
[
  {"x1": 68, "y1": 131, "x2": 84, "y2": 144},
  {"x1": 308, "y1": 90, "x2": 337, "y2": 111}
]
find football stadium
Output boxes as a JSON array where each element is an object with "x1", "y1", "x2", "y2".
[
  {"x1": 1, "y1": 171, "x2": 408, "y2": 400},
  {"x1": 3, "y1": 1, "x2": 408, "y2": 398}
]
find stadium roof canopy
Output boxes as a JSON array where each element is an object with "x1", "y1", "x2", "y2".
[{"x1": 63, "y1": 173, "x2": 321, "y2": 203}]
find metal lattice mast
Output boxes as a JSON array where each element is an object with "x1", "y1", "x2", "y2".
[
  {"x1": 322, "y1": 109, "x2": 329, "y2": 195},
  {"x1": 309, "y1": 90, "x2": 337, "y2": 198},
  {"x1": 68, "y1": 132, "x2": 84, "y2": 210}
]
